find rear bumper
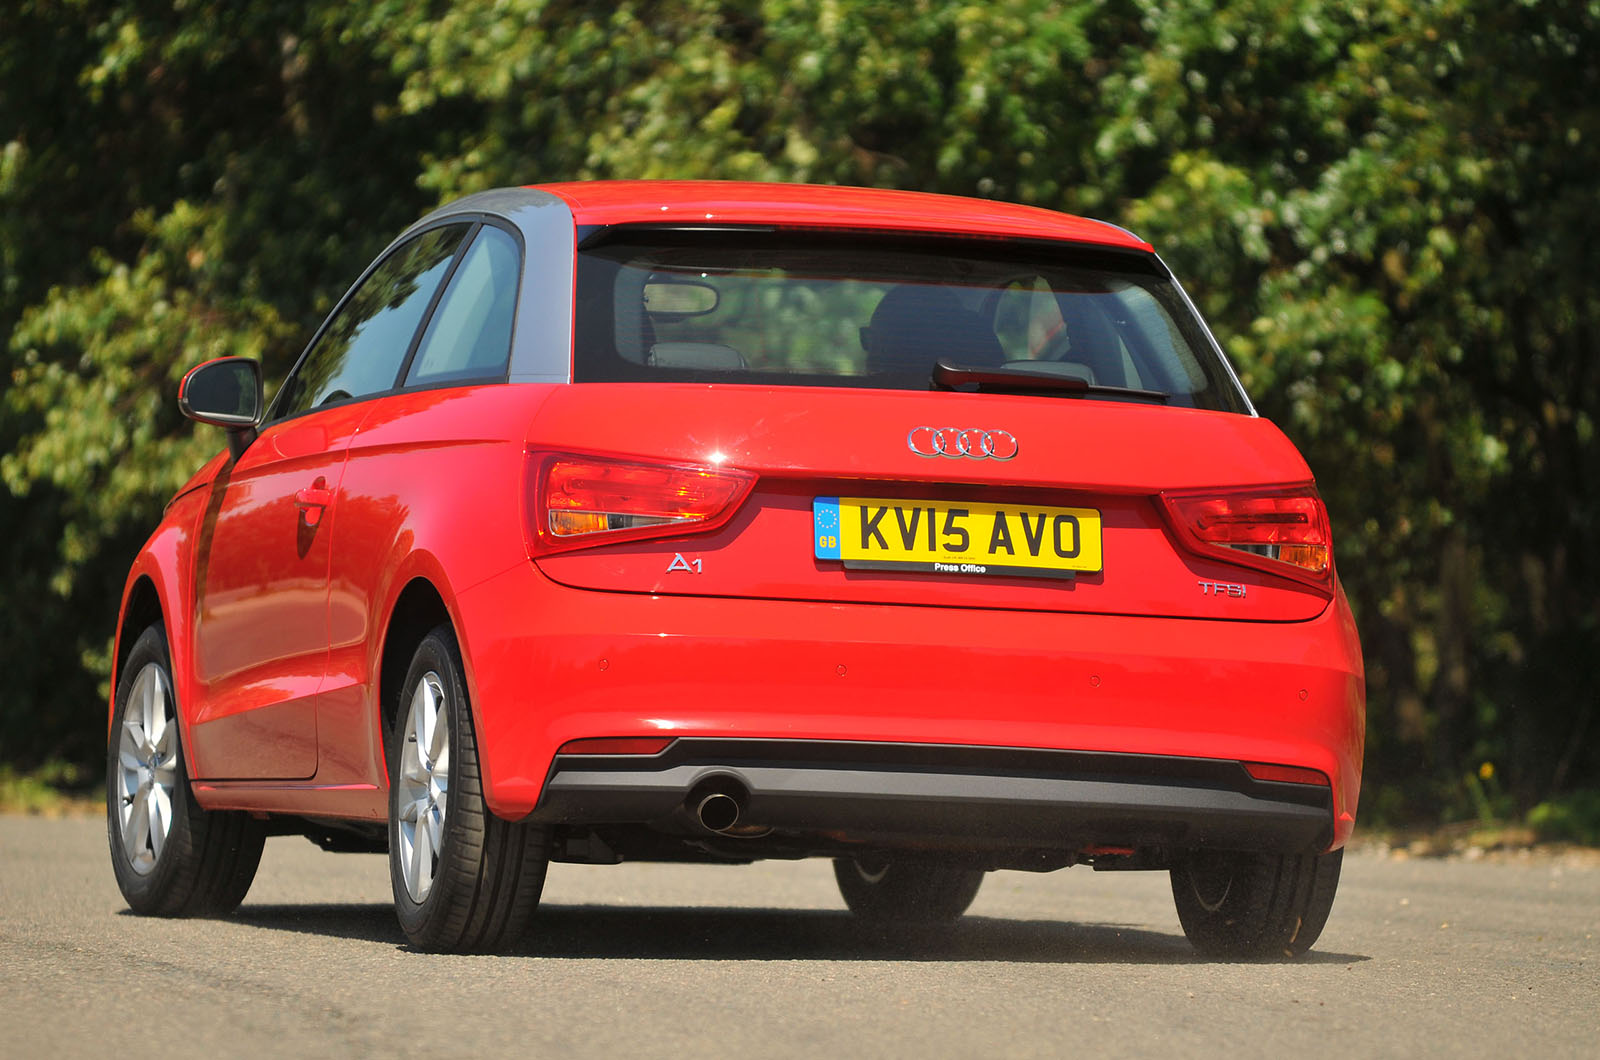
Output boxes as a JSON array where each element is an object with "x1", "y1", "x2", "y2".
[
  {"x1": 529, "y1": 738, "x2": 1335, "y2": 854},
  {"x1": 453, "y1": 563, "x2": 1364, "y2": 850}
]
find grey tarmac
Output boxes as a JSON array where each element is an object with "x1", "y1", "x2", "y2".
[{"x1": 2, "y1": 815, "x2": 1595, "y2": 1058}]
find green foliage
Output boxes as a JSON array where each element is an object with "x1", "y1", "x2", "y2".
[
  {"x1": 5, "y1": 203, "x2": 289, "y2": 586},
  {"x1": 2, "y1": 0, "x2": 1597, "y2": 822},
  {"x1": 1527, "y1": 791, "x2": 1600, "y2": 846},
  {"x1": 0, "y1": 761, "x2": 94, "y2": 815}
]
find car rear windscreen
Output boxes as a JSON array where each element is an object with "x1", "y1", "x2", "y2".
[{"x1": 573, "y1": 229, "x2": 1249, "y2": 412}]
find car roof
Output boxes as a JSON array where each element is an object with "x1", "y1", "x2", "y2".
[{"x1": 529, "y1": 180, "x2": 1151, "y2": 251}]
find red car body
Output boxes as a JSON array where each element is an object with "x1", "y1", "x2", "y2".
[{"x1": 109, "y1": 181, "x2": 1364, "y2": 954}]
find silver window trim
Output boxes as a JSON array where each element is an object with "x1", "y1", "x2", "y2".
[{"x1": 402, "y1": 187, "x2": 576, "y2": 385}]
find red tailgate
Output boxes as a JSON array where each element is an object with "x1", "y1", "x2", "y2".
[{"x1": 526, "y1": 384, "x2": 1331, "y2": 622}]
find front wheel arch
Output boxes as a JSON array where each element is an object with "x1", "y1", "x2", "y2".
[
  {"x1": 112, "y1": 574, "x2": 167, "y2": 731},
  {"x1": 115, "y1": 577, "x2": 165, "y2": 686}
]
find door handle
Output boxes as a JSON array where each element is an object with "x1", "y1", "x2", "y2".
[{"x1": 294, "y1": 484, "x2": 335, "y2": 527}]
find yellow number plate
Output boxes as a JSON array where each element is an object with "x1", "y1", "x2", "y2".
[{"x1": 813, "y1": 497, "x2": 1102, "y2": 579}]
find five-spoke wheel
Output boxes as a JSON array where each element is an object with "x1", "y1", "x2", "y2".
[
  {"x1": 387, "y1": 625, "x2": 549, "y2": 952},
  {"x1": 113, "y1": 661, "x2": 179, "y2": 875},
  {"x1": 106, "y1": 623, "x2": 265, "y2": 916},
  {"x1": 395, "y1": 671, "x2": 451, "y2": 903}
]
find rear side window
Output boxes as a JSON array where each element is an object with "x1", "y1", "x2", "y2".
[
  {"x1": 275, "y1": 223, "x2": 469, "y2": 418},
  {"x1": 573, "y1": 231, "x2": 1247, "y2": 412},
  {"x1": 405, "y1": 225, "x2": 521, "y2": 386}
]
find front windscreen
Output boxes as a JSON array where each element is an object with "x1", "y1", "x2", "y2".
[{"x1": 573, "y1": 229, "x2": 1248, "y2": 412}]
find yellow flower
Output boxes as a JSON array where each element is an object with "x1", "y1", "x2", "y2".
[{"x1": 1478, "y1": 761, "x2": 1495, "y2": 781}]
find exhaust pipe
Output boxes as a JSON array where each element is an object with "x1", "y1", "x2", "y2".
[
  {"x1": 695, "y1": 791, "x2": 742, "y2": 833},
  {"x1": 688, "y1": 776, "x2": 749, "y2": 834}
]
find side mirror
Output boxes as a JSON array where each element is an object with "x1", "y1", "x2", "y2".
[{"x1": 179, "y1": 357, "x2": 263, "y2": 459}]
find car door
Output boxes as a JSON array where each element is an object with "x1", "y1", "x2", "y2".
[{"x1": 186, "y1": 222, "x2": 472, "y2": 780}]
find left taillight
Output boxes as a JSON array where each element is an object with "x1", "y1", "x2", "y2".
[
  {"x1": 526, "y1": 451, "x2": 756, "y2": 556},
  {"x1": 1158, "y1": 484, "x2": 1334, "y2": 591}
]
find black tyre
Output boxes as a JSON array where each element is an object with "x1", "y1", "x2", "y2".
[
  {"x1": 107, "y1": 624, "x2": 266, "y2": 916},
  {"x1": 388, "y1": 625, "x2": 549, "y2": 953},
  {"x1": 1170, "y1": 847, "x2": 1344, "y2": 958},
  {"x1": 832, "y1": 857, "x2": 985, "y2": 923}
]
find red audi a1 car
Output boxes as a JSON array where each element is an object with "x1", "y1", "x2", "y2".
[{"x1": 108, "y1": 181, "x2": 1364, "y2": 955}]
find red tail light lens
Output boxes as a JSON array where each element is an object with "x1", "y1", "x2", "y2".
[
  {"x1": 557, "y1": 737, "x2": 675, "y2": 756},
  {"x1": 1244, "y1": 762, "x2": 1330, "y2": 786},
  {"x1": 527, "y1": 452, "x2": 756, "y2": 555},
  {"x1": 1159, "y1": 485, "x2": 1333, "y2": 590}
]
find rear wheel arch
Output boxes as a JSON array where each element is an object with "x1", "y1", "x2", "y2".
[{"x1": 380, "y1": 578, "x2": 457, "y2": 746}]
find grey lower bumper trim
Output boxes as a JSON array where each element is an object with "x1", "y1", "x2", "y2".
[{"x1": 526, "y1": 739, "x2": 1333, "y2": 854}]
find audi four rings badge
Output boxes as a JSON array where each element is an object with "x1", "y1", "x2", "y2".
[{"x1": 906, "y1": 426, "x2": 1019, "y2": 460}]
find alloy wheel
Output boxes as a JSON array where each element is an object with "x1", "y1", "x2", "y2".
[
  {"x1": 397, "y1": 671, "x2": 451, "y2": 902},
  {"x1": 114, "y1": 663, "x2": 178, "y2": 875}
]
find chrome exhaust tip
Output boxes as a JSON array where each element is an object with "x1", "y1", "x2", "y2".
[
  {"x1": 687, "y1": 776, "x2": 750, "y2": 834},
  {"x1": 695, "y1": 791, "x2": 742, "y2": 833}
]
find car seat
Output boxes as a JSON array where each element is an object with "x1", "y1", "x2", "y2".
[{"x1": 863, "y1": 285, "x2": 1006, "y2": 375}]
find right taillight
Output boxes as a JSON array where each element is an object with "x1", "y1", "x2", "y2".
[{"x1": 1159, "y1": 484, "x2": 1334, "y2": 591}]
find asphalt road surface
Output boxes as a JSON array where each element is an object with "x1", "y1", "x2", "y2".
[{"x1": 3, "y1": 816, "x2": 1595, "y2": 1058}]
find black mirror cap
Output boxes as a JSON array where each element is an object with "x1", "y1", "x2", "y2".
[{"x1": 179, "y1": 357, "x2": 263, "y2": 430}]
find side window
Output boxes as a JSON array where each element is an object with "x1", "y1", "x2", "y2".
[
  {"x1": 405, "y1": 225, "x2": 520, "y2": 385},
  {"x1": 275, "y1": 224, "x2": 469, "y2": 418}
]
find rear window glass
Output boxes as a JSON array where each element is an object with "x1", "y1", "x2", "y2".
[{"x1": 573, "y1": 230, "x2": 1247, "y2": 412}]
